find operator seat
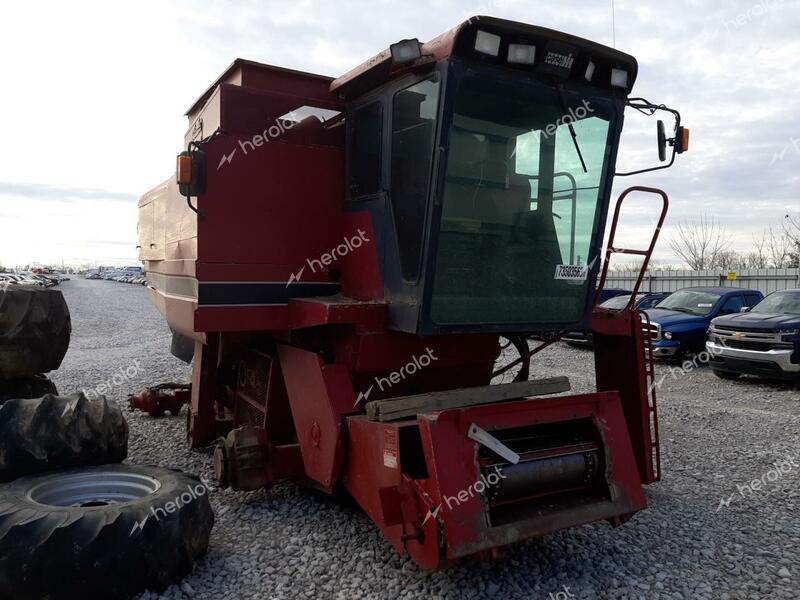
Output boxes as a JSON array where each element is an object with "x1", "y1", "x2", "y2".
[{"x1": 472, "y1": 158, "x2": 563, "y2": 293}]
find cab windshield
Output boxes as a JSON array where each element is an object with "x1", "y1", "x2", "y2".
[
  {"x1": 601, "y1": 294, "x2": 639, "y2": 310},
  {"x1": 430, "y1": 73, "x2": 616, "y2": 325},
  {"x1": 657, "y1": 290, "x2": 722, "y2": 316},
  {"x1": 751, "y1": 291, "x2": 800, "y2": 314}
]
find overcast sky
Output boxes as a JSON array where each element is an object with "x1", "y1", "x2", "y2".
[{"x1": 1, "y1": 0, "x2": 798, "y2": 268}]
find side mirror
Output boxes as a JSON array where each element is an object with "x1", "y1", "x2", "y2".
[
  {"x1": 657, "y1": 120, "x2": 667, "y2": 162},
  {"x1": 740, "y1": 306, "x2": 751, "y2": 312},
  {"x1": 617, "y1": 99, "x2": 689, "y2": 177}
]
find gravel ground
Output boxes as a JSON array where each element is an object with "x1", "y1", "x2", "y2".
[{"x1": 48, "y1": 278, "x2": 799, "y2": 600}]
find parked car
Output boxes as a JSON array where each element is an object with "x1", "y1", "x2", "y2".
[
  {"x1": 597, "y1": 287, "x2": 633, "y2": 304},
  {"x1": 706, "y1": 288, "x2": 800, "y2": 380},
  {"x1": 85, "y1": 266, "x2": 145, "y2": 284},
  {"x1": 531, "y1": 288, "x2": 631, "y2": 341},
  {"x1": 0, "y1": 274, "x2": 42, "y2": 287},
  {"x1": 642, "y1": 287, "x2": 764, "y2": 358},
  {"x1": 29, "y1": 274, "x2": 58, "y2": 287},
  {"x1": 563, "y1": 292, "x2": 670, "y2": 347}
]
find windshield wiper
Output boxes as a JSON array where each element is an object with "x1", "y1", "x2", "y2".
[{"x1": 556, "y1": 85, "x2": 587, "y2": 173}]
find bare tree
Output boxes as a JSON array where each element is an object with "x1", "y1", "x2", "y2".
[
  {"x1": 785, "y1": 213, "x2": 800, "y2": 243},
  {"x1": 784, "y1": 213, "x2": 800, "y2": 267},
  {"x1": 764, "y1": 226, "x2": 794, "y2": 268},
  {"x1": 711, "y1": 250, "x2": 745, "y2": 269},
  {"x1": 743, "y1": 252, "x2": 765, "y2": 268},
  {"x1": 746, "y1": 231, "x2": 769, "y2": 268},
  {"x1": 668, "y1": 215, "x2": 732, "y2": 270},
  {"x1": 609, "y1": 258, "x2": 646, "y2": 272},
  {"x1": 708, "y1": 250, "x2": 747, "y2": 269}
]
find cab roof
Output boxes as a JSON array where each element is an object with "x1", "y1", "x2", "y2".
[
  {"x1": 330, "y1": 16, "x2": 638, "y2": 99},
  {"x1": 680, "y1": 287, "x2": 761, "y2": 294}
]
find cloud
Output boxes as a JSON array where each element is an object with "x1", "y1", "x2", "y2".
[
  {"x1": 1, "y1": 0, "x2": 799, "y2": 266},
  {"x1": 0, "y1": 182, "x2": 137, "y2": 203}
]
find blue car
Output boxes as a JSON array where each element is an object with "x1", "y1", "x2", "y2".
[
  {"x1": 563, "y1": 292, "x2": 669, "y2": 346},
  {"x1": 642, "y1": 287, "x2": 764, "y2": 358},
  {"x1": 707, "y1": 289, "x2": 800, "y2": 380},
  {"x1": 597, "y1": 287, "x2": 635, "y2": 304}
]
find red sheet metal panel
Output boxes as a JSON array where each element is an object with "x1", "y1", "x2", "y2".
[
  {"x1": 277, "y1": 344, "x2": 351, "y2": 491},
  {"x1": 593, "y1": 310, "x2": 660, "y2": 484},
  {"x1": 198, "y1": 136, "x2": 344, "y2": 279},
  {"x1": 340, "y1": 211, "x2": 384, "y2": 301},
  {"x1": 344, "y1": 392, "x2": 647, "y2": 568},
  {"x1": 194, "y1": 305, "x2": 290, "y2": 333},
  {"x1": 416, "y1": 392, "x2": 646, "y2": 562},
  {"x1": 344, "y1": 417, "x2": 439, "y2": 567},
  {"x1": 288, "y1": 297, "x2": 387, "y2": 331}
]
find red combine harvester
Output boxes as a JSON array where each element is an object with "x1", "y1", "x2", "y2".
[{"x1": 138, "y1": 16, "x2": 688, "y2": 567}]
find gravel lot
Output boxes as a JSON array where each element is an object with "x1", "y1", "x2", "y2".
[{"x1": 49, "y1": 278, "x2": 799, "y2": 600}]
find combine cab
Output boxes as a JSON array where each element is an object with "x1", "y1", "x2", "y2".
[{"x1": 139, "y1": 16, "x2": 688, "y2": 567}]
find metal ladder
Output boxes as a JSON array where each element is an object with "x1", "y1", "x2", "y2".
[{"x1": 594, "y1": 186, "x2": 669, "y2": 482}]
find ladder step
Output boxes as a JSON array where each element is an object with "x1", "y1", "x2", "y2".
[{"x1": 608, "y1": 247, "x2": 649, "y2": 255}]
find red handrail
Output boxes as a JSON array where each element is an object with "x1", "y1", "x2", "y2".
[{"x1": 594, "y1": 186, "x2": 669, "y2": 309}]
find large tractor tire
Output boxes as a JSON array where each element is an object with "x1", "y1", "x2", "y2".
[
  {"x1": 0, "y1": 392, "x2": 128, "y2": 482},
  {"x1": 0, "y1": 464, "x2": 214, "y2": 599},
  {"x1": 0, "y1": 374, "x2": 57, "y2": 404},
  {"x1": 0, "y1": 286, "x2": 71, "y2": 379}
]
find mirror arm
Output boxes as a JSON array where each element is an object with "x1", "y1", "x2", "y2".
[{"x1": 615, "y1": 98, "x2": 683, "y2": 177}]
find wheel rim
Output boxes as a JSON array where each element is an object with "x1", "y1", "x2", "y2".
[{"x1": 27, "y1": 470, "x2": 161, "y2": 507}]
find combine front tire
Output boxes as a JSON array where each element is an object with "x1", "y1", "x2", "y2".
[
  {"x1": 0, "y1": 464, "x2": 214, "y2": 600},
  {"x1": 0, "y1": 392, "x2": 128, "y2": 482}
]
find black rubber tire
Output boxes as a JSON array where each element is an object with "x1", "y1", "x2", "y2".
[
  {"x1": 0, "y1": 392, "x2": 128, "y2": 482},
  {"x1": 0, "y1": 287, "x2": 71, "y2": 378},
  {"x1": 712, "y1": 369, "x2": 741, "y2": 380},
  {"x1": 0, "y1": 464, "x2": 214, "y2": 599},
  {"x1": 0, "y1": 374, "x2": 58, "y2": 404},
  {"x1": 492, "y1": 335, "x2": 530, "y2": 384}
]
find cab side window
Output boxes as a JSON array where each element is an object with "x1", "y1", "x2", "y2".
[
  {"x1": 744, "y1": 293, "x2": 762, "y2": 308},
  {"x1": 390, "y1": 76, "x2": 441, "y2": 281},
  {"x1": 350, "y1": 102, "x2": 383, "y2": 197},
  {"x1": 639, "y1": 297, "x2": 657, "y2": 309},
  {"x1": 719, "y1": 295, "x2": 744, "y2": 314}
]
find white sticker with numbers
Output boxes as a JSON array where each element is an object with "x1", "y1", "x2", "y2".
[{"x1": 554, "y1": 264, "x2": 589, "y2": 281}]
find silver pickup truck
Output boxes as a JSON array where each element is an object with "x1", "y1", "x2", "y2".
[{"x1": 706, "y1": 289, "x2": 800, "y2": 380}]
